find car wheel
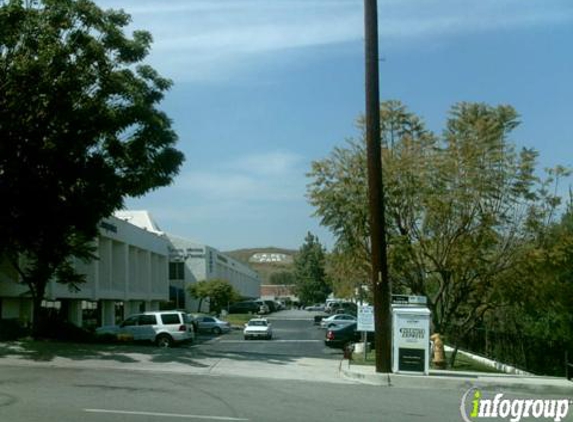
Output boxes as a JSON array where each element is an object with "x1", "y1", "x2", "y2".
[
  {"x1": 212, "y1": 327, "x2": 222, "y2": 335},
  {"x1": 156, "y1": 334, "x2": 173, "y2": 348},
  {"x1": 244, "y1": 335, "x2": 249, "y2": 340}
]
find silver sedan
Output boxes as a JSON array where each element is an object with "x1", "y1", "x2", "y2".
[
  {"x1": 320, "y1": 314, "x2": 357, "y2": 329},
  {"x1": 193, "y1": 315, "x2": 231, "y2": 335}
]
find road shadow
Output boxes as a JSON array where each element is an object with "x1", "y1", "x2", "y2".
[
  {"x1": 193, "y1": 349, "x2": 297, "y2": 365},
  {"x1": 0, "y1": 340, "x2": 208, "y2": 368}
]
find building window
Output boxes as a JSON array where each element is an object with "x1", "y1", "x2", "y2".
[
  {"x1": 169, "y1": 262, "x2": 185, "y2": 280},
  {"x1": 169, "y1": 286, "x2": 186, "y2": 309},
  {"x1": 82, "y1": 301, "x2": 99, "y2": 329},
  {"x1": 114, "y1": 302, "x2": 124, "y2": 325}
]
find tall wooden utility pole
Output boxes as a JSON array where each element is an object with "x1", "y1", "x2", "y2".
[{"x1": 364, "y1": 0, "x2": 392, "y2": 373}]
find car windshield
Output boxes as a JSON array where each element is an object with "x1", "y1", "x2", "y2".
[{"x1": 248, "y1": 320, "x2": 267, "y2": 327}]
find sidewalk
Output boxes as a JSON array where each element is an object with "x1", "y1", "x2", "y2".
[
  {"x1": 1, "y1": 340, "x2": 571, "y2": 394},
  {"x1": 340, "y1": 361, "x2": 573, "y2": 395},
  {"x1": 0, "y1": 340, "x2": 352, "y2": 385}
]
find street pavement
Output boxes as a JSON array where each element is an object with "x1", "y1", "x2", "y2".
[{"x1": 0, "y1": 364, "x2": 475, "y2": 422}]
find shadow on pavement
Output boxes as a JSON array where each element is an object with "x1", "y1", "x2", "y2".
[
  {"x1": 0, "y1": 340, "x2": 210, "y2": 367},
  {"x1": 0, "y1": 338, "x2": 317, "y2": 368}
]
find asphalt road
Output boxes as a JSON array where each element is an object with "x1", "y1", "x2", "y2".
[
  {"x1": 195, "y1": 311, "x2": 341, "y2": 360},
  {"x1": 0, "y1": 365, "x2": 470, "y2": 422}
]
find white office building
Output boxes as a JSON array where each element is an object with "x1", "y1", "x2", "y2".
[
  {"x1": 114, "y1": 211, "x2": 261, "y2": 313},
  {"x1": 0, "y1": 211, "x2": 260, "y2": 328},
  {"x1": 0, "y1": 216, "x2": 170, "y2": 328}
]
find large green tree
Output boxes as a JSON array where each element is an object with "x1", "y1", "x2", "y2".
[
  {"x1": 487, "y1": 194, "x2": 573, "y2": 374},
  {"x1": 308, "y1": 101, "x2": 561, "y2": 362},
  {"x1": 293, "y1": 232, "x2": 330, "y2": 305},
  {"x1": 0, "y1": 0, "x2": 184, "y2": 335},
  {"x1": 188, "y1": 279, "x2": 241, "y2": 314}
]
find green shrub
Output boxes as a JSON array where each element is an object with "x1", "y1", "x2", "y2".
[
  {"x1": 0, "y1": 319, "x2": 29, "y2": 340},
  {"x1": 37, "y1": 318, "x2": 94, "y2": 342}
]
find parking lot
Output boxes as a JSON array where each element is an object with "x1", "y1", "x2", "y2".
[
  {"x1": 0, "y1": 310, "x2": 349, "y2": 389},
  {"x1": 194, "y1": 311, "x2": 341, "y2": 360}
]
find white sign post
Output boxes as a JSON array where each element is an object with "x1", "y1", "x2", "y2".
[
  {"x1": 357, "y1": 306, "x2": 375, "y2": 360},
  {"x1": 357, "y1": 305, "x2": 375, "y2": 332}
]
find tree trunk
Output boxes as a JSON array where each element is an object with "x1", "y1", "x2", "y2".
[
  {"x1": 31, "y1": 281, "x2": 47, "y2": 339},
  {"x1": 22, "y1": 262, "x2": 53, "y2": 339},
  {"x1": 197, "y1": 297, "x2": 203, "y2": 313},
  {"x1": 431, "y1": 313, "x2": 442, "y2": 336},
  {"x1": 485, "y1": 326, "x2": 489, "y2": 357},
  {"x1": 449, "y1": 344, "x2": 459, "y2": 368}
]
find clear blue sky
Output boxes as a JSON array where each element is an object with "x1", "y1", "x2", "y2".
[{"x1": 97, "y1": 0, "x2": 573, "y2": 251}]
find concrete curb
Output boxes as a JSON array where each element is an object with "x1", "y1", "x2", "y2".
[{"x1": 340, "y1": 366, "x2": 573, "y2": 395}]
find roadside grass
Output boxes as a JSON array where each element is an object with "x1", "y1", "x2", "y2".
[{"x1": 350, "y1": 349, "x2": 502, "y2": 373}]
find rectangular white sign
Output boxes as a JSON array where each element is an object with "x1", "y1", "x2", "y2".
[
  {"x1": 357, "y1": 305, "x2": 375, "y2": 332},
  {"x1": 395, "y1": 316, "x2": 428, "y2": 349}
]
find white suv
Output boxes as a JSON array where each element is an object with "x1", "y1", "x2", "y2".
[{"x1": 96, "y1": 311, "x2": 194, "y2": 347}]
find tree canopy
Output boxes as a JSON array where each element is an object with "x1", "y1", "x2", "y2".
[
  {"x1": 0, "y1": 0, "x2": 184, "y2": 334},
  {"x1": 188, "y1": 279, "x2": 241, "y2": 314},
  {"x1": 293, "y1": 232, "x2": 330, "y2": 305},
  {"x1": 308, "y1": 101, "x2": 568, "y2": 367}
]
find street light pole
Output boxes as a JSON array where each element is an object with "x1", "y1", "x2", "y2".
[{"x1": 364, "y1": 0, "x2": 392, "y2": 373}]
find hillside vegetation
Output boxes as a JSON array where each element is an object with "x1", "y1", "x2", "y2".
[{"x1": 225, "y1": 247, "x2": 296, "y2": 284}]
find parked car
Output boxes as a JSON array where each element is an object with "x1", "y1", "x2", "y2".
[
  {"x1": 253, "y1": 300, "x2": 270, "y2": 314},
  {"x1": 96, "y1": 311, "x2": 194, "y2": 347},
  {"x1": 262, "y1": 300, "x2": 278, "y2": 313},
  {"x1": 243, "y1": 318, "x2": 273, "y2": 340},
  {"x1": 326, "y1": 301, "x2": 357, "y2": 315},
  {"x1": 313, "y1": 314, "x2": 328, "y2": 325},
  {"x1": 320, "y1": 314, "x2": 357, "y2": 328},
  {"x1": 192, "y1": 315, "x2": 231, "y2": 335},
  {"x1": 228, "y1": 301, "x2": 261, "y2": 314},
  {"x1": 304, "y1": 304, "x2": 325, "y2": 312},
  {"x1": 324, "y1": 322, "x2": 374, "y2": 349}
]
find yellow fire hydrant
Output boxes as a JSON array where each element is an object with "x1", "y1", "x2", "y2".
[{"x1": 430, "y1": 333, "x2": 446, "y2": 369}]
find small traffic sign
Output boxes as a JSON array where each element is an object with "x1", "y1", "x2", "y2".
[{"x1": 357, "y1": 305, "x2": 375, "y2": 332}]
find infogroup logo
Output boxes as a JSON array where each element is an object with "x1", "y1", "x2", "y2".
[{"x1": 460, "y1": 388, "x2": 571, "y2": 422}]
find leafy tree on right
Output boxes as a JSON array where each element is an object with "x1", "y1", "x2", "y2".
[{"x1": 308, "y1": 101, "x2": 569, "y2": 369}]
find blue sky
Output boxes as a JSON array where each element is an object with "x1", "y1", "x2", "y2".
[{"x1": 97, "y1": 0, "x2": 573, "y2": 251}]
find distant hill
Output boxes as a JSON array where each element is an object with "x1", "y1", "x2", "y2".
[{"x1": 224, "y1": 247, "x2": 297, "y2": 284}]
